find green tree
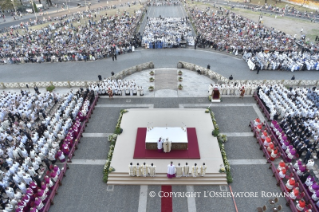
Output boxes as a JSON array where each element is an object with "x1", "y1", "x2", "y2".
[
  {"x1": 33, "y1": 1, "x2": 38, "y2": 12},
  {"x1": 0, "y1": 0, "x2": 16, "y2": 11}
]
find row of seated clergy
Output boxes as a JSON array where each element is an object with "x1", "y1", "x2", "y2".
[
  {"x1": 129, "y1": 163, "x2": 156, "y2": 177},
  {"x1": 175, "y1": 163, "x2": 207, "y2": 177},
  {"x1": 128, "y1": 163, "x2": 207, "y2": 177}
]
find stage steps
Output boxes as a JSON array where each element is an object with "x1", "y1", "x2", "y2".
[{"x1": 107, "y1": 172, "x2": 228, "y2": 185}]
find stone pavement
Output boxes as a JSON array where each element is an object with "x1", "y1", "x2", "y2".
[{"x1": 48, "y1": 97, "x2": 291, "y2": 212}]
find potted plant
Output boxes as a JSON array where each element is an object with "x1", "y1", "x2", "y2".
[
  {"x1": 149, "y1": 70, "x2": 155, "y2": 76},
  {"x1": 149, "y1": 77, "x2": 154, "y2": 82},
  {"x1": 46, "y1": 85, "x2": 55, "y2": 92},
  {"x1": 178, "y1": 84, "x2": 183, "y2": 90},
  {"x1": 114, "y1": 127, "x2": 123, "y2": 135},
  {"x1": 148, "y1": 86, "x2": 154, "y2": 91},
  {"x1": 178, "y1": 76, "x2": 183, "y2": 82},
  {"x1": 178, "y1": 70, "x2": 183, "y2": 75},
  {"x1": 212, "y1": 129, "x2": 219, "y2": 137}
]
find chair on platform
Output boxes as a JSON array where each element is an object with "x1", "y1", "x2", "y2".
[
  {"x1": 272, "y1": 205, "x2": 282, "y2": 212},
  {"x1": 296, "y1": 192, "x2": 305, "y2": 200},
  {"x1": 256, "y1": 205, "x2": 267, "y2": 212},
  {"x1": 268, "y1": 197, "x2": 279, "y2": 205}
]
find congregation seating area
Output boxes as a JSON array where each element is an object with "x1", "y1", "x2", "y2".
[
  {"x1": 142, "y1": 17, "x2": 194, "y2": 48},
  {"x1": 250, "y1": 82, "x2": 319, "y2": 211},
  {"x1": 89, "y1": 79, "x2": 144, "y2": 96},
  {"x1": 0, "y1": 88, "x2": 99, "y2": 211},
  {"x1": 0, "y1": 7, "x2": 144, "y2": 65}
]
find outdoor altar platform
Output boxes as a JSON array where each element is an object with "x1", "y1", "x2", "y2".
[
  {"x1": 145, "y1": 127, "x2": 188, "y2": 150},
  {"x1": 108, "y1": 109, "x2": 227, "y2": 185},
  {"x1": 134, "y1": 127, "x2": 200, "y2": 159}
]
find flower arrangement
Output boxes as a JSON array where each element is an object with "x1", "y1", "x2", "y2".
[
  {"x1": 219, "y1": 167, "x2": 225, "y2": 173},
  {"x1": 109, "y1": 166, "x2": 115, "y2": 172},
  {"x1": 178, "y1": 84, "x2": 183, "y2": 90},
  {"x1": 205, "y1": 108, "x2": 210, "y2": 113},
  {"x1": 104, "y1": 109, "x2": 128, "y2": 183},
  {"x1": 208, "y1": 95, "x2": 212, "y2": 101},
  {"x1": 178, "y1": 70, "x2": 183, "y2": 75},
  {"x1": 150, "y1": 77, "x2": 154, "y2": 82},
  {"x1": 149, "y1": 70, "x2": 155, "y2": 76},
  {"x1": 148, "y1": 86, "x2": 154, "y2": 91},
  {"x1": 207, "y1": 108, "x2": 233, "y2": 183},
  {"x1": 108, "y1": 134, "x2": 118, "y2": 143},
  {"x1": 218, "y1": 134, "x2": 227, "y2": 143},
  {"x1": 178, "y1": 77, "x2": 183, "y2": 82}
]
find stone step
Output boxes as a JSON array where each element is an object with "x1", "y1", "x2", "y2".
[
  {"x1": 108, "y1": 172, "x2": 228, "y2": 185},
  {"x1": 107, "y1": 179, "x2": 228, "y2": 185}
]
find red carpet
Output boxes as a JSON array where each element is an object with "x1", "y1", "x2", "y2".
[
  {"x1": 133, "y1": 128, "x2": 200, "y2": 159},
  {"x1": 161, "y1": 185, "x2": 173, "y2": 212}
]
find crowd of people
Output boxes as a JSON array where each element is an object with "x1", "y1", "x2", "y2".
[
  {"x1": 189, "y1": 7, "x2": 319, "y2": 71},
  {"x1": 89, "y1": 79, "x2": 144, "y2": 96},
  {"x1": 0, "y1": 87, "x2": 94, "y2": 211},
  {"x1": 142, "y1": 17, "x2": 194, "y2": 48},
  {"x1": 0, "y1": 8, "x2": 144, "y2": 64},
  {"x1": 257, "y1": 84, "x2": 319, "y2": 120}
]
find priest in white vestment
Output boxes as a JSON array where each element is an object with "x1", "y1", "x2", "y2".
[
  {"x1": 167, "y1": 162, "x2": 176, "y2": 178},
  {"x1": 200, "y1": 163, "x2": 207, "y2": 177},
  {"x1": 192, "y1": 163, "x2": 198, "y2": 177},
  {"x1": 208, "y1": 84, "x2": 214, "y2": 96},
  {"x1": 163, "y1": 139, "x2": 172, "y2": 153},
  {"x1": 129, "y1": 162, "x2": 137, "y2": 176},
  {"x1": 157, "y1": 137, "x2": 163, "y2": 152},
  {"x1": 176, "y1": 163, "x2": 183, "y2": 178},
  {"x1": 183, "y1": 163, "x2": 189, "y2": 177},
  {"x1": 136, "y1": 163, "x2": 142, "y2": 177},
  {"x1": 149, "y1": 163, "x2": 156, "y2": 177},
  {"x1": 142, "y1": 162, "x2": 148, "y2": 177}
]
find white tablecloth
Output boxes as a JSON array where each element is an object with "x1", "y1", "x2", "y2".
[{"x1": 145, "y1": 127, "x2": 188, "y2": 143}]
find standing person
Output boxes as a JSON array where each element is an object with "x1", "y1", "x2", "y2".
[
  {"x1": 167, "y1": 161, "x2": 176, "y2": 178},
  {"x1": 129, "y1": 162, "x2": 136, "y2": 176},
  {"x1": 183, "y1": 163, "x2": 189, "y2": 177},
  {"x1": 200, "y1": 163, "x2": 207, "y2": 176},
  {"x1": 107, "y1": 88, "x2": 113, "y2": 99},
  {"x1": 192, "y1": 163, "x2": 198, "y2": 177},
  {"x1": 240, "y1": 86, "x2": 245, "y2": 98},
  {"x1": 291, "y1": 75, "x2": 295, "y2": 80},
  {"x1": 149, "y1": 163, "x2": 156, "y2": 177},
  {"x1": 157, "y1": 137, "x2": 163, "y2": 152},
  {"x1": 176, "y1": 163, "x2": 183, "y2": 177},
  {"x1": 229, "y1": 75, "x2": 233, "y2": 80}
]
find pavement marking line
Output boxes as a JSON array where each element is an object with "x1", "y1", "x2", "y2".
[
  {"x1": 138, "y1": 185, "x2": 148, "y2": 212},
  {"x1": 252, "y1": 105, "x2": 265, "y2": 123},
  {"x1": 228, "y1": 159, "x2": 267, "y2": 165},
  {"x1": 229, "y1": 185, "x2": 239, "y2": 212},
  {"x1": 222, "y1": 132, "x2": 254, "y2": 137},
  {"x1": 179, "y1": 103, "x2": 255, "y2": 108},
  {"x1": 82, "y1": 133, "x2": 112, "y2": 138},
  {"x1": 186, "y1": 186, "x2": 196, "y2": 212},
  {"x1": 61, "y1": 159, "x2": 105, "y2": 165},
  {"x1": 95, "y1": 104, "x2": 154, "y2": 108}
]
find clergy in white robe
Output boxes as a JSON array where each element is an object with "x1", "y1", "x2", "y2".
[
  {"x1": 200, "y1": 163, "x2": 207, "y2": 177},
  {"x1": 149, "y1": 163, "x2": 156, "y2": 177},
  {"x1": 163, "y1": 139, "x2": 172, "y2": 153},
  {"x1": 142, "y1": 163, "x2": 148, "y2": 177},
  {"x1": 129, "y1": 162, "x2": 136, "y2": 176},
  {"x1": 136, "y1": 163, "x2": 142, "y2": 177},
  {"x1": 208, "y1": 84, "x2": 214, "y2": 96},
  {"x1": 192, "y1": 164, "x2": 198, "y2": 177},
  {"x1": 167, "y1": 162, "x2": 176, "y2": 178},
  {"x1": 176, "y1": 163, "x2": 183, "y2": 178},
  {"x1": 157, "y1": 137, "x2": 163, "y2": 152},
  {"x1": 183, "y1": 163, "x2": 189, "y2": 177}
]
